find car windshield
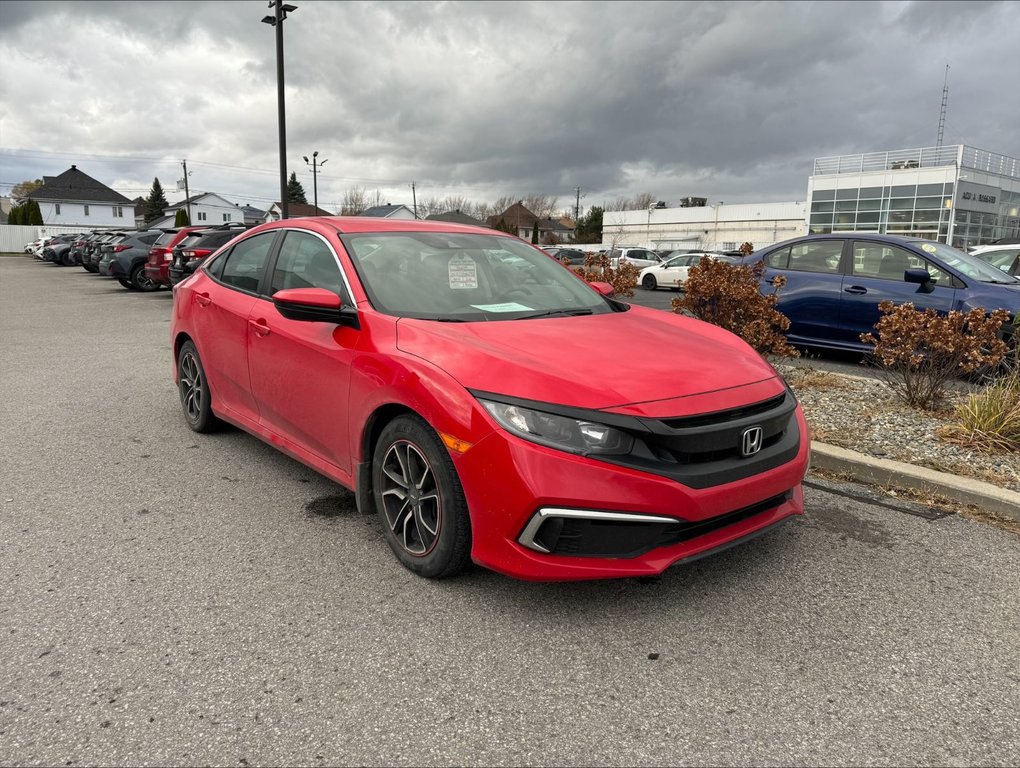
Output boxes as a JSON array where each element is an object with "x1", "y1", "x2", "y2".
[
  {"x1": 911, "y1": 240, "x2": 1020, "y2": 284},
  {"x1": 972, "y1": 248, "x2": 1020, "y2": 272},
  {"x1": 342, "y1": 232, "x2": 615, "y2": 321}
]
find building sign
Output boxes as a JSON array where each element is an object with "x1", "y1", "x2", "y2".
[{"x1": 961, "y1": 191, "x2": 997, "y2": 204}]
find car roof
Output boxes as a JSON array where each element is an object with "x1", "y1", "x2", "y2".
[{"x1": 758, "y1": 232, "x2": 936, "y2": 253}]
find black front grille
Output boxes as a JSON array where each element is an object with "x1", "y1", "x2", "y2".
[
  {"x1": 536, "y1": 490, "x2": 793, "y2": 559},
  {"x1": 660, "y1": 393, "x2": 786, "y2": 429}
]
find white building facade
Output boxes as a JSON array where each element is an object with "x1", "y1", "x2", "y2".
[
  {"x1": 602, "y1": 201, "x2": 807, "y2": 251},
  {"x1": 165, "y1": 193, "x2": 243, "y2": 226},
  {"x1": 807, "y1": 144, "x2": 1020, "y2": 250}
]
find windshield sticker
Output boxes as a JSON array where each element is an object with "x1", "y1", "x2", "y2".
[
  {"x1": 470, "y1": 303, "x2": 533, "y2": 313},
  {"x1": 448, "y1": 255, "x2": 478, "y2": 289},
  {"x1": 921, "y1": 243, "x2": 937, "y2": 253}
]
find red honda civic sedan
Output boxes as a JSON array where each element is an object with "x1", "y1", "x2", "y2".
[{"x1": 170, "y1": 217, "x2": 809, "y2": 581}]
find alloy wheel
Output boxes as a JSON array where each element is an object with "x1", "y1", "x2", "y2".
[
  {"x1": 179, "y1": 351, "x2": 204, "y2": 424},
  {"x1": 380, "y1": 440, "x2": 442, "y2": 556}
]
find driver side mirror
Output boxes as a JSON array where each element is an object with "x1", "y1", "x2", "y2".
[
  {"x1": 904, "y1": 267, "x2": 935, "y2": 293},
  {"x1": 273, "y1": 287, "x2": 360, "y2": 328},
  {"x1": 589, "y1": 281, "x2": 615, "y2": 297}
]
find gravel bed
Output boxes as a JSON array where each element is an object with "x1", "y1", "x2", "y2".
[{"x1": 778, "y1": 364, "x2": 1020, "y2": 494}]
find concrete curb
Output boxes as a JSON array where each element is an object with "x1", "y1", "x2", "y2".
[{"x1": 810, "y1": 441, "x2": 1020, "y2": 522}]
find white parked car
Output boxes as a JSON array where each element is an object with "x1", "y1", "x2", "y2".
[
  {"x1": 968, "y1": 243, "x2": 1020, "y2": 275},
  {"x1": 607, "y1": 247, "x2": 662, "y2": 269},
  {"x1": 638, "y1": 251, "x2": 740, "y2": 291}
]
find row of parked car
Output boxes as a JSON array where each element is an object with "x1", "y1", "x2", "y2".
[{"x1": 28, "y1": 223, "x2": 257, "y2": 291}]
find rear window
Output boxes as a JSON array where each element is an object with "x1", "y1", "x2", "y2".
[
  {"x1": 154, "y1": 231, "x2": 178, "y2": 247},
  {"x1": 176, "y1": 235, "x2": 204, "y2": 250}
]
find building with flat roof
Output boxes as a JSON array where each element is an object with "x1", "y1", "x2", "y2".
[
  {"x1": 602, "y1": 201, "x2": 807, "y2": 251},
  {"x1": 807, "y1": 144, "x2": 1020, "y2": 250}
]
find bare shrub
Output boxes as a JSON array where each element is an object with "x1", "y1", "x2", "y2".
[
  {"x1": 860, "y1": 301, "x2": 1010, "y2": 410},
  {"x1": 672, "y1": 259, "x2": 798, "y2": 357},
  {"x1": 570, "y1": 252, "x2": 639, "y2": 298}
]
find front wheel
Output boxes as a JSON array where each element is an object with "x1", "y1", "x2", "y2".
[
  {"x1": 373, "y1": 415, "x2": 471, "y2": 578},
  {"x1": 641, "y1": 274, "x2": 657, "y2": 290},
  {"x1": 177, "y1": 341, "x2": 222, "y2": 433}
]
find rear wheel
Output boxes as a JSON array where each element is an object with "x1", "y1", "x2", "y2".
[
  {"x1": 373, "y1": 415, "x2": 471, "y2": 579},
  {"x1": 642, "y1": 274, "x2": 657, "y2": 290},
  {"x1": 130, "y1": 263, "x2": 159, "y2": 292},
  {"x1": 177, "y1": 341, "x2": 221, "y2": 433}
]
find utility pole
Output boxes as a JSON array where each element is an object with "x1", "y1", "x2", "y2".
[
  {"x1": 936, "y1": 63, "x2": 950, "y2": 149},
  {"x1": 303, "y1": 151, "x2": 327, "y2": 213},
  {"x1": 410, "y1": 181, "x2": 418, "y2": 219},
  {"x1": 262, "y1": 1, "x2": 298, "y2": 220},
  {"x1": 181, "y1": 159, "x2": 191, "y2": 224},
  {"x1": 574, "y1": 186, "x2": 581, "y2": 223}
]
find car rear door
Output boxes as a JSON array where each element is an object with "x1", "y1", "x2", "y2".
[
  {"x1": 246, "y1": 229, "x2": 357, "y2": 472},
  {"x1": 761, "y1": 239, "x2": 847, "y2": 346},
  {"x1": 837, "y1": 240, "x2": 958, "y2": 344}
]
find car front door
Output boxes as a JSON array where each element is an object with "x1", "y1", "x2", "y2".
[
  {"x1": 761, "y1": 239, "x2": 847, "y2": 347},
  {"x1": 247, "y1": 229, "x2": 358, "y2": 472},
  {"x1": 191, "y1": 231, "x2": 279, "y2": 424},
  {"x1": 837, "y1": 240, "x2": 959, "y2": 345}
]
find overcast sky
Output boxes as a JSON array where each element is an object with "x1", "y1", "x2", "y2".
[{"x1": 1, "y1": 0, "x2": 1018, "y2": 215}]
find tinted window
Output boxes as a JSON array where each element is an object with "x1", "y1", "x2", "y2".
[
  {"x1": 852, "y1": 242, "x2": 947, "y2": 284},
  {"x1": 177, "y1": 235, "x2": 203, "y2": 250},
  {"x1": 155, "y1": 231, "x2": 178, "y2": 247},
  {"x1": 219, "y1": 232, "x2": 276, "y2": 293},
  {"x1": 138, "y1": 232, "x2": 160, "y2": 245},
  {"x1": 765, "y1": 246, "x2": 790, "y2": 269},
  {"x1": 271, "y1": 231, "x2": 344, "y2": 296},
  {"x1": 786, "y1": 241, "x2": 843, "y2": 273}
]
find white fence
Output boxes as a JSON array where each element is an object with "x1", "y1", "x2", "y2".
[{"x1": 0, "y1": 224, "x2": 92, "y2": 253}]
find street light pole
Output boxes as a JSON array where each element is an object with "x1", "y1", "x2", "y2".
[
  {"x1": 303, "y1": 151, "x2": 327, "y2": 214},
  {"x1": 262, "y1": 1, "x2": 298, "y2": 220}
]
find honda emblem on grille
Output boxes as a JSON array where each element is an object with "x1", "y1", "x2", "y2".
[{"x1": 741, "y1": 426, "x2": 764, "y2": 457}]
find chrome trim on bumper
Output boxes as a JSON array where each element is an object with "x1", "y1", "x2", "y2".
[{"x1": 518, "y1": 508, "x2": 678, "y2": 553}]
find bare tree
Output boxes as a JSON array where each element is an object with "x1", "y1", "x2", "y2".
[
  {"x1": 604, "y1": 193, "x2": 659, "y2": 212},
  {"x1": 634, "y1": 192, "x2": 656, "y2": 210},
  {"x1": 340, "y1": 186, "x2": 368, "y2": 216},
  {"x1": 416, "y1": 195, "x2": 443, "y2": 218},
  {"x1": 490, "y1": 195, "x2": 518, "y2": 216},
  {"x1": 524, "y1": 194, "x2": 559, "y2": 219}
]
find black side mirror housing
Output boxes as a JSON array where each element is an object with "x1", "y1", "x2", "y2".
[{"x1": 904, "y1": 267, "x2": 935, "y2": 293}]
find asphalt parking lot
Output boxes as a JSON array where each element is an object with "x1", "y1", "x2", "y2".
[{"x1": 1, "y1": 256, "x2": 1018, "y2": 766}]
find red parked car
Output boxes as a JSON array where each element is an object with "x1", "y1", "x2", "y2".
[
  {"x1": 144, "y1": 226, "x2": 206, "y2": 287},
  {"x1": 170, "y1": 218, "x2": 809, "y2": 581}
]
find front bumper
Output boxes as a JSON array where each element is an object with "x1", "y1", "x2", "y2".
[{"x1": 455, "y1": 406, "x2": 809, "y2": 581}]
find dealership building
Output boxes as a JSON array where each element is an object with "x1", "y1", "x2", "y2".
[
  {"x1": 807, "y1": 144, "x2": 1020, "y2": 250},
  {"x1": 601, "y1": 143, "x2": 1019, "y2": 252}
]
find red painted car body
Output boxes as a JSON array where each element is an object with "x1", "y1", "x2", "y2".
[
  {"x1": 170, "y1": 217, "x2": 808, "y2": 581},
  {"x1": 145, "y1": 226, "x2": 205, "y2": 286}
]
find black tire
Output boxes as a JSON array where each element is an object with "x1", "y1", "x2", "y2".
[
  {"x1": 177, "y1": 341, "x2": 222, "y2": 433},
  {"x1": 130, "y1": 263, "x2": 160, "y2": 292},
  {"x1": 642, "y1": 274, "x2": 657, "y2": 290},
  {"x1": 60, "y1": 251, "x2": 74, "y2": 266},
  {"x1": 118, "y1": 278, "x2": 134, "y2": 289},
  {"x1": 372, "y1": 415, "x2": 471, "y2": 579}
]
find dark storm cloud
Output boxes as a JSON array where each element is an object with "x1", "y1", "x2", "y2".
[{"x1": 1, "y1": 0, "x2": 1017, "y2": 210}]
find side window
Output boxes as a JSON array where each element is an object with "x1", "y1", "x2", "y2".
[
  {"x1": 764, "y1": 247, "x2": 790, "y2": 269},
  {"x1": 271, "y1": 231, "x2": 345, "y2": 297},
  {"x1": 219, "y1": 232, "x2": 276, "y2": 293},
  {"x1": 786, "y1": 241, "x2": 843, "y2": 273},
  {"x1": 139, "y1": 233, "x2": 159, "y2": 245},
  {"x1": 852, "y1": 242, "x2": 947, "y2": 284}
]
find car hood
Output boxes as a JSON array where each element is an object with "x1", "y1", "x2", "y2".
[{"x1": 395, "y1": 305, "x2": 780, "y2": 412}]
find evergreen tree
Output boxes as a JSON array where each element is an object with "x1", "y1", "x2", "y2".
[
  {"x1": 8, "y1": 204, "x2": 22, "y2": 225},
  {"x1": 573, "y1": 206, "x2": 603, "y2": 243},
  {"x1": 287, "y1": 172, "x2": 308, "y2": 205},
  {"x1": 25, "y1": 199, "x2": 43, "y2": 225},
  {"x1": 145, "y1": 178, "x2": 169, "y2": 223},
  {"x1": 174, "y1": 208, "x2": 190, "y2": 226},
  {"x1": 531, "y1": 220, "x2": 539, "y2": 244}
]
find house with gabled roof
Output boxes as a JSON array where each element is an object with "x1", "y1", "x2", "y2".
[
  {"x1": 263, "y1": 202, "x2": 335, "y2": 222},
  {"x1": 17, "y1": 165, "x2": 133, "y2": 227},
  {"x1": 359, "y1": 203, "x2": 416, "y2": 220},
  {"x1": 486, "y1": 201, "x2": 575, "y2": 243},
  {"x1": 165, "y1": 192, "x2": 244, "y2": 226},
  {"x1": 425, "y1": 210, "x2": 489, "y2": 227}
]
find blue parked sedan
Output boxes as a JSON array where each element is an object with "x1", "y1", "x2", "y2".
[{"x1": 745, "y1": 233, "x2": 1020, "y2": 352}]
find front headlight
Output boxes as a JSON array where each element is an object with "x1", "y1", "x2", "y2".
[{"x1": 480, "y1": 399, "x2": 634, "y2": 456}]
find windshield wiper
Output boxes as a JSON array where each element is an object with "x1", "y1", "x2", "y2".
[{"x1": 517, "y1": 308, "x2": 594, "y2": 320}]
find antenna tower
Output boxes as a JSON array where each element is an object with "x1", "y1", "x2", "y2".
[{"x1": 936, "y1": 64, "x2": 949, "y2": 148}]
